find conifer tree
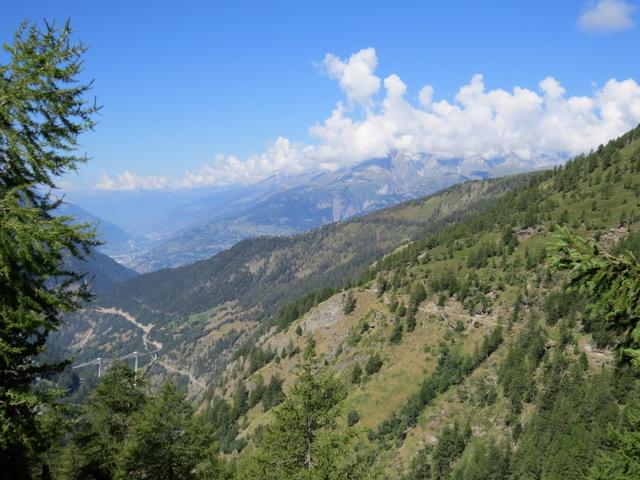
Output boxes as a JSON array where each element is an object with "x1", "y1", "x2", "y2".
[
  {"x1": 115, "y1": 383, "x2": 213, "y2": 480},
  {"x1": 588, "y1": 388, "x2": 640, "y2": 479},
  {"x1": 60, "y1": 363, "x2": 145, "y2": 479},
  {"x1": 365, "y1": 354, "x2": 383, "y2": 376},
  {"x1": 450, "y1": 438, "x2": 510, "y2": 480},
  {"x1": 256, "y1": 342, "x2": 357, "y2": 479},
  {"x1": 552, "y1": 227, "x2": 640, "y2": 364},
  {"x1": 350, "y1": 363, "x2": 362, "y2": 384},
  {"x1": 262, "y1": 375, "x2": 285, "y2": 410},
  {"x1": 232, "y1": 380, "x2": 249, "y2": 418},
  {"x1": 342, "y1": 290, "x2": 356, "y2": 315},
  {"x1": 0, "y1": 20, "x2": 98, "y2": 474}
]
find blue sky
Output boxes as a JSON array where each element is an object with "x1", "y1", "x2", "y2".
[{"x1": 2, "y1": 1, "x2": 640, "y2": 190}]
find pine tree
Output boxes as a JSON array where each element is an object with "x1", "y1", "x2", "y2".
[
  {"x1": 248, "y1": 375, "x2": 265, "y2": 408},
  {"x1": 262, "y1": 375, "x2": 285, "y2": 410},
  {"x1": 115, "y1": 383, "x2": 213, "y2": 480},
  {"x1": 405, "y1": 446, "x2": 432, "y2": 480},
  {"x1": 406, "y1": 310, "x2": 417, "y2": 332},
  {"x1": 414, "y1": 282, "x2": 427, "y2": 303},
  {"x1": 376, "y1": 273, "x2": 388, "y2": 297},
  {"x1": 232, "y1": 380, "x2": 249, "y2": 418},
  {"x1": 0, "y1": 20, "x2": 98, "y2": 475},
  {"x1": 389, "y1": 321, "x2": 404, "y2": 345},
  {"x1": 256, "y1": 344, "x2": 356, "y2": 479},
  {"x1": 59, "y1": 363, "x2": 145, "y2": 479},
  {"x1": 342, "y1": 290, "x2": 356, "y2": 315},
  {"x1": 365, "y1": 354, "x2": 383, "y2": 375},
  {"x1": 589, "y1": 388, "x2": 640, "y2": 479},
  {"x1": 350, "y1": 363, "x2": 363, "y2": 384},
  {"x1": 450, "y1": 438, "x2": 510, "y2": 480},
  {"x1": 431, "y1": 421, "x2": 471, "y2": 479},
  {"x1": 552, "y1": 227, "x2": 640, "y2": 364}
]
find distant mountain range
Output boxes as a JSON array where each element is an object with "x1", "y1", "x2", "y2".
[
  {"x1": 51, "y1": 173, "x2": 530, "y2": 387},
  {"x1": 48, "y1": 127, "x2": 640, "y2": 478},
  {"x1": 68, "y1": 152, "x2": 541, "y2": 272},
  {"x1": 56, "y1": 203, "x2": 134, "y2": 251}
]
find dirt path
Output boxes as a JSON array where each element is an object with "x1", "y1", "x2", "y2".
[
  {"x1": 95, "y1": 307, "x2": 162, "y2": 352},
  {"x1": 94, "y1": 307, "x2": 204, "y2": 390},
  {"x1": 158, "y1": 360, "x2": 205, "y2": 389}
]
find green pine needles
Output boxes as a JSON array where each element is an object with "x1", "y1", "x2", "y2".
[
  {"x1": 552, "y1": 226, "x2": 640, "y2": 366},
  {"x1": 0, "y1": 20, "x2": 99, "y2": 475}
]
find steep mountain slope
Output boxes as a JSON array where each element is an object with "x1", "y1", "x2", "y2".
[
  {"x1": 201, "y1": 126, "x2": 640, "y2": 478},
  {"x1": 69, "y1": 180, "x2": 308, "y2": 268},
  {"x1": 65, "y1": 250, "x2": 138, "y2": 296},
  {"x1": 53, "y1": 173, "x2": 531, "y2": 387},
  {"x1": 129, "y1": 153, "x2": 522, "y2": 271},
  {"x1": 55, "y1": 203, "x2": 134, "y2": 255}
]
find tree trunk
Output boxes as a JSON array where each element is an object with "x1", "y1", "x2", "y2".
[{"x1": 306, "y1": 419, "x2": 313, "y2": 470}]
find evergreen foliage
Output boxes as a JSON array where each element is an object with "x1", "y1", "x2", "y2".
[
  {"x1": 431, "y1": 421, "x2": 471, "y2": 479},
  {"x1": 365, "y1": 354, "x2": 383, "y2": 376},
  {"x1": 509, "y1": 351, "x2": 619, "y2": 479},
  {"x1": 114, "y1": 383, "x2": 213, "y2": 480},
  {"x1": 450, "y1": 439, "x2": 510, "y2": 480},
  {"x1": 589, "y1": 386, "x2": 640, "y2": 479},
  {"x1": 347, "y1": 410, "x2": 360, "y2": 427},
  {"x1": 389, "y1": 321, "x2": 404, "y2": 345},
  {"x1": 498, "y1": 319, "x2": 546, "y2": 410},
  {"x1": 350, "y1": 363, "x2": 363, "y2": 384},
  {"x1": 60, "y1": 363, "x2": 145, "y2": 479},
  {"x1": 261, "y1": 375, "x2": 285, "y2": 410},
  {"x1": 206, "y1": 397, "x2": 244, "y2": 454},
  {"x1": 342, "y1": 290, "x2": 357, "y2": 315},
  {"x1": 0, "y1": 20, "x2": 99, "y2": 475},
  {"x1": 252, "y1": 344, "x2": 361, "y2": 479},
  {"x1": 552, "y1": 227, "x2": 640, "y2": 364},
  {"x1": 374, "y1": 326, "x2": 503, "y2": 443},
  {"x1": 56, "y1": 365, "x2": 228, "y2": 480},
  {"x1": 404, "y1": 446, "x2": 432, "y2": 480}
]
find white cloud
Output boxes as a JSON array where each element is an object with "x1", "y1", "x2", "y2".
[
  {"x1": 321, "y1": 47, "x2": 381, "y2": 108},
  {"x1": 96, "y1": 138, "x2": 316, "y2": 191},
  {"x1": 578, "y1": 0, "x2": 636, "y2": 32},
  {"x1": 539, "y1": 77, "x2": 566, "y2": 98},
  {"x1": 174, "y1": 137, "x2": 316, "y2": 188},
  {"x1": 418, "y1": 85, "x2": 434, "y2": 107},
  {"x1": 96, "y1": 48, "x2": 640, "y2": 191},
  {"x1": 96, "y1": 171, "x2": 169, "y2": 191},
  {"x1": 95, "y1": 173, "x2": 116, "y2": 190}
]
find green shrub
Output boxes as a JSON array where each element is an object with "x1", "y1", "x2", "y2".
[
  {"x1": 347, "y1": 410, "x2": 360, "y2": 427},
  {"x1": 365, "y1": 354, "x2": 383, "y2": 375}
]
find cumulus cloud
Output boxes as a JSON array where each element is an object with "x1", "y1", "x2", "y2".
[
  {"x1": 321, "y1": 47, "x2": 381, "y2": 108},
  {"x1": 96, "y1": 48, "x2": 640, "y2": 191},
  {"x1": 578, "y1": 0, "x2": 636, "y2": 32}
]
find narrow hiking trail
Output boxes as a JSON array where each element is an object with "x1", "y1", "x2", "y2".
[
  {"x1": 95, "y1": 307, "x2": 162, "y2": 351},
  {"x1": 158, "y1": 359, "x2": 205, "y2": 389},
  {"x1": 93, "y1": 307, "x2": 205, "y2": 389}
]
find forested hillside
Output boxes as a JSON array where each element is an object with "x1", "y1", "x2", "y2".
[
  {"x1": 126, "y1": 153, "x2": 494, "y2": 272},
  {"x1": 64, "y1": 249, "x2": 137, "y2": 295},
  {"x1": 46, "y1": 126, "x2": 640, "y2": 479},
  {"x1": 197, "y1": 125, "x2": 640, "y2": 477},
  {"x1": 7, "y1": 15, "x2": 640, "y2": 480},
  {"x1": 54, "y1": 173, "x2": 530, "y2": 387}
]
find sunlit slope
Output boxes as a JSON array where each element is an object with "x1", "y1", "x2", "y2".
[
  {"x1": 208, "y1": 126, "x2": 640, "y2": 477},
  {"x1": 57, "y1": 173, "x2": 529, "y2": 388}
]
